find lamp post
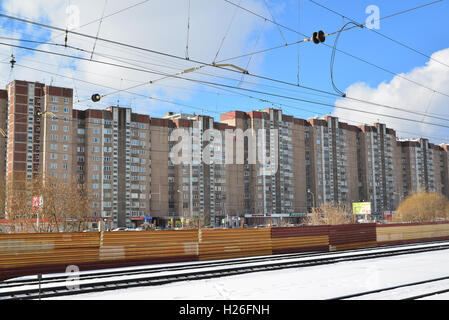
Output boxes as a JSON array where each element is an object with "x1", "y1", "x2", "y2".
[{"x1": 307, "y1": 189, "x2": 316, "y2": 211}]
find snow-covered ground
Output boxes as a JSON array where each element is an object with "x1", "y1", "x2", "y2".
[{"x1": 51, "y1": 248, "x2": 449, "y2": 300}]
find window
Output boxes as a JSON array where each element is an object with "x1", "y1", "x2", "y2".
[
  {"x1": 64, "y1": 107, "x2": 69, "y2": 113},
  {"x1": 51, "y1": 125, "x2": 58, "y2": 131},
  {"x1": 93, "y1": 129, "x2": 100, "y2": 134},
  {"x1": 51, "y1": 97, "x2": 59, "y2": 103}
]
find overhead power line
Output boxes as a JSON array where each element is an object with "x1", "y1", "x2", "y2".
[
  {"x1": 2, "y1": 33, "x2": 449, "y2": 126},
  {"x1": 9, "y1": 61, "x2": 449, "y2": 144},
  {"x1": 2, "y1": 8, "x2": 449, "y2": 115},
  {"x1": 2, "y1": 8, "x2": 449, "y2": 127},
  {"x1": 5, "y1": 57, "x2": 449, "y2": 145},
  {"x1": 90, "y1": 0, "x2": 108, "y2": 60},
  {"x1": 5, "y1": 44, "x2": 449, "y2": 131},
  {"x1": 0, "y1": 0, "x2": 152, "y2": 64},
  {"x1": 308, "y1": 0, "x2": 449, "y2": 70},
  {"x1": 220, "y1": 0, "x2": 449, "y2": 100}
]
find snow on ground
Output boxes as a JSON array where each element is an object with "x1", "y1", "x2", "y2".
[{"x1": 51, "y1": 248, "x2": 449, "y2": 300}]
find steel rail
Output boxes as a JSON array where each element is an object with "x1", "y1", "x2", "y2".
[
  {"x1": 2, "y1": 238, "x2": 449, "y2": 289},
  {"x1": 2, "y1": 241, "x2": 449, "y2": 300},
  {"x1": 329, "y1": 275, "x2": 449, "y2": 300}
]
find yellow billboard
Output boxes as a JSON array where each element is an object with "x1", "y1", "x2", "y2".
[{"x1": 353, "y1": 202, "x2": 371, "y2": 215}]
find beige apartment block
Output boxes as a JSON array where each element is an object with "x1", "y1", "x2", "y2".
[
  {"x1": 399, "y1": 139, "x2": 446, "y2": 197},
  {"x1": 306, "y1": 116, "x2": 359, "y2": 209},
  {"x1": 3, "y1": 80, "x2": 449, "y2": 226},
  {"x1": 163, "y1": 113, "x2": 243, "y2": 227},
  {"x1": 221, "y1": 108, "x2": 307, "y2": 221},
  {"x1": 358, "y1": 123, "x2": 402, "y2": 212}
]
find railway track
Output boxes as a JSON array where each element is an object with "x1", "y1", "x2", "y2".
[
  {"x1": 2, "y1": 239, "x2": 445, "y2": 289},
  {"x1": 329, "y1": 276, "x2": 449, "y2": 300},
  {"x1": 2, "y1": 240, "x2": 449, "y2": 300}
]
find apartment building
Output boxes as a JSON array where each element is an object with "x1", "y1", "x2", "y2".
[
  {"x1": 399, "y1": 138, "x2": 446, "y2": 197},
  {"x1": 221, "y1": 109, "x2": 307, "y2": 217},
  {"x1": 72, "y1": 107, "x2": 152, "y2": 228},
  {"x1": 164, "y1": 112, "x2": 243, "y2": 227},
  {"x1": 0, "y1": 90, "x2": 7, "y2": 179},
  {"x1": 306, "y1": 116, "x2": 359, "y2": 208},
  {"x1": 358, "y1": 123, "x2": 402, "y2": 212},
  {"x1": 3, "y1": 80, "x2": 449, "y2": 227}
]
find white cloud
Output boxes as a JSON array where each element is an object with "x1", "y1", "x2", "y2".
[
  {"x1": 0, "y1": 0, "x2": 275, "y2": 117},
  {"x1": 333, "y1": 47, "x2": 449, "y2": 144}
]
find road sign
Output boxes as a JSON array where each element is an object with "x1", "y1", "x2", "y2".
[{"x1": 32, "y1": 196, "x2": 43, "y2": 211}]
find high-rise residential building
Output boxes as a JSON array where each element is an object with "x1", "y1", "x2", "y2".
[
  {"x1": 163, "y1": 112, "x2": 242, "y2": 227},
  {"x1": 3, "y1": 79, "x2": 449, "y2": 227},
  {"x1": 0, "y1": 90, "x2": 7, "y2": 178},
  {"x1": 221, "y1": 109, "x2": 307, "y2": 217},
  {"x1": 72, "y1": 107, "x2": 152, "y2": 228},
  {"x1": 358, "y1": 123, "x2": 402, "y2": 212},
  {"x1": 306, "y1": 116, "x2": 359, "y2": 208},
  {"x1": 399, "y1": 138, "x2": 446, "y2": 197}
]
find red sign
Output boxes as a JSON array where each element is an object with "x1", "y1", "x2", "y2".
[{"x1": 32, "y1": 196, "x2": 43, "y2": 211}]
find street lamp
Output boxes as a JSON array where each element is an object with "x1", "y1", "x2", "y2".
[{"x1": 307, "y1": 189, "x2": 316, "y2": 211}]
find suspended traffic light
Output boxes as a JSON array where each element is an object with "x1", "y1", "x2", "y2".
[
  {"x1": 91, "y1": 94, "x2": 101, "y2": 102},
  {"x1": 10, "y1": 54, "x2": 16, "y2": 69},
  {"x1": 312, "y1": 30, "x2": 326, "y2": 44}
]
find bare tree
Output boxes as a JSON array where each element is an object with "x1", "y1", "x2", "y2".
[
  {"x1": 306, "y1": 202, "x2": 355, "y2": 225},
  {"x1": 5, "y1": 176, "x2": 91, "y2": 233}
]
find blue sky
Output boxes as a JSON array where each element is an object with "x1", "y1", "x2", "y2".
[{"x1": 1, "y1": 0, "x2": 448, "y2": 141}]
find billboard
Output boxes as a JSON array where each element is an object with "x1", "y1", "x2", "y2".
[{"x1": 353, "y1": 202, "x2": 371, "y2": 215}]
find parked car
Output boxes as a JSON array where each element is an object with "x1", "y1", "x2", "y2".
[{"x1": 112, "y1": 227, "x2": 127, "y2": 231}]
